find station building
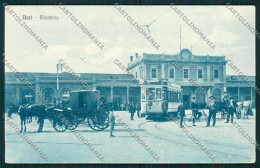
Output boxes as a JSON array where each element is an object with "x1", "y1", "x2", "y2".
[{"x1": 5, "y1": 49, "x2": 255, "y2": 108}]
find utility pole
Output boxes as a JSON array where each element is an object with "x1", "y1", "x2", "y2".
[{"x1": 56, "y1": 62, "x2": 62, "y2": 99}]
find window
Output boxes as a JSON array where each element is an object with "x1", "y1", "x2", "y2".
[
  {"x1": 162, "y1": 87, "x2": 168, "y2": 100},
  {"x1": 168, "y1": 91, "x2": 180, "y2": 102},
  {"x1": 169, "y1": 69, "x2": 175, "y2": 78},
  {"x1": 214, "y1": 69, "x2": 219, "y2": 78},
  {"x1": 151, "y1": 68, "x2": 157, "y2": 78},
  {"x1": 156, "y1": 88, "x2": 162, "y2": 99},
  {"x1": 184, "y1": 69, "x2": 189, "y2": 78},
  {"x1": 136, "y1": 72, "x2": 138, "y2": 78},
  {"x1": 146, "y1": 88, "x2": 155, "y2": 100},
  {"x1": 198, "y1": 69, "x2": 203, "y2": 79}
]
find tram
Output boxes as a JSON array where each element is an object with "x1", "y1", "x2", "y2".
[{"x1": 140, "y1": 82, "x2": 182, "y2": 118}]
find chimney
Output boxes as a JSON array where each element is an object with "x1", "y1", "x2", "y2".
[
  {"x1": 130, "y1": 56, "x2": 133, "y2": 62},
  {"x1": 135, "y1": 53, "x2": 138, "y2": 58}
]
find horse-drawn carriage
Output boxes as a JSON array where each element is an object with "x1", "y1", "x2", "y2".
[
  {"x1": 50, "y1": 90, "x2": 110, "y2": 132},
  {"x1": 8, "y1": 90, "x2": 111, "y2": 133}
]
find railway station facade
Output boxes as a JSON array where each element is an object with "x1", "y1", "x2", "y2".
[{"x1": 5, "y1": 49, "x2": 256, "y2": 108}]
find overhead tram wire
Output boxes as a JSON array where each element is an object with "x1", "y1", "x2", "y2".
[{"x1": 142, "y1": 7, "x2": 172, "y2": 36}]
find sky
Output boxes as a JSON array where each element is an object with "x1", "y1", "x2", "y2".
[{"x1": 5, "y1": 5, "x2": 255, "y2": 76}]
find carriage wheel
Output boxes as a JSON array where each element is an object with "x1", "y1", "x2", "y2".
[
  {"x1": 53, "y1": 121, "x2": 67, "y2": 132},
  {"x1": 88, "y1": 110, "x2": 110, "y2": 131},
  {"x1": 67, "y1": 119, "x2": 79, "y2": 130},
  {"x1": 236, "y1": 108, "x2": 242, "y2": 119},
  {"x1": 67, "y1": 123, "x2": 78, "y2": 130},
  {"x1": 184, "y1": 114, "x2": 193, "y2": 127},
  {"x1": 88, "y1": 116, "x2": 102, "y2": 131}
]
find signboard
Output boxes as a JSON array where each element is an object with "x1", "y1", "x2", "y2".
[{"x1": 25, "y1": 95, "x2": 32, "y2": 98}]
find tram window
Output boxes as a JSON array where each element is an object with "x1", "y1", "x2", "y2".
[
  {"x1": 162, "y1": 87, "x2": 168, "y2": 100},
  {"x1": 168, "y1": 91, "x2": 179, "y2": 102},
  {"x1": 156, "y1": 88, "x2": 162, "y2": 99},
  {"x1": 146, "y1": 88, "x2": 155, "y2": 100}
]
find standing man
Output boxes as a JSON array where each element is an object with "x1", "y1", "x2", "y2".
[
  {"x1": 136, "y1": 103, "x2": 141, "y2": 118},
  {"x1": 207, "y1": 96, "x2": 217, "y2": 127},
  {"x1": 225, "y1": 97, "x2": 235, "y2": 123},
  {"x1": 129, "y1": 102, "x2": 136, "y2": 120},
  {"x1": 178, "y1": 104, "x2": 185, "y2": 128},
  {"x1": 109, "y1": 110, "x2": 116, "y2": 137}
]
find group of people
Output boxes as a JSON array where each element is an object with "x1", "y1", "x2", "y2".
[
  {"x1": 179, "y1": 92, "x2": 241, "y2": 128},
  {"x1": 128, "y1": 102, "x2": 141, "y2": 120}
]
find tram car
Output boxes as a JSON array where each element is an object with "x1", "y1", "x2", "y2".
[{"x1": 140, "y1": 82, "x2": 182, "y2": 118}]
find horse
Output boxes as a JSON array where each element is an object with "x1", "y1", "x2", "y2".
[
  {"x1": 7, "y1": 104, "x2": 20, "y2": 118},
  {"x1": 18, "y1": 104, "x2": 46, "y2": 133}
]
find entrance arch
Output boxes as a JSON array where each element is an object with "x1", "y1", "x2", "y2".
[
  {"x1": 22, "y1": 89, "x2": 35, "y2": 104},
  {"x1": 196, "y1": 90, "x2": 206, "y2": 103},
  {"x1": 182, "y1": 87, "x2": 192, "y2": 107},
  {"x1": 42, "y1": 88, "x2": 55, "y2": 104},
  {"x1": 212, "y1": 88, "x2": 222, "y2": 102}
]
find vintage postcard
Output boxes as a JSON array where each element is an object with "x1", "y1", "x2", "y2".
[{"x1": 4, "y1": 4, "x2": 256, "y2": 163}]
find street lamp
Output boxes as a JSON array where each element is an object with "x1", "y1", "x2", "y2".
[{"x1": 56, "y1": 62, "x2": 63, "y2": 99}]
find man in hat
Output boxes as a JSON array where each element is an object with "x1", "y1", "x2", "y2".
[
  {"x1": 207, "y1": 96, "x2": 217, "y2": 127},
  {"x1": 225, "y1": 96, "x2": 235, "y2": 123},
  {"x1": 129, "y1": 102, "x2": 136, "y2": 120},
  {"x1": 178, "y1": 104, "x2": 186, "y2": 128}
]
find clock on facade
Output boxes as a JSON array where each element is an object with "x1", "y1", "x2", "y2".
[{"x1": 180, "y1": 49, "x2": 191, "y2": 59}]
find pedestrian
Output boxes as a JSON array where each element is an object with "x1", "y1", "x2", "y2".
[
  {"x1": 244, "y1": 101, "x2": 252, "y2": 119},
  {"x1": 129, "y1": 102, "x2": 136, "y2": 120},
  {"x1": 207, "y1": 96, "x2": 217, "y2": 127},
  {"x1": 136, "y1": 103, "x2": 141, "y2": 118},
  {"x1": 225, "y1": 97, "x2": 235, "y2": 123},
  {"x1": 162, "y1": 100, "x2": 168, "y2": 117},
  {"x1": 178, "y1": 104, "x2": 185, "y2": 128},
  {"x1": 109, "y1": 110, "x2": 116, "y2": 137}
]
